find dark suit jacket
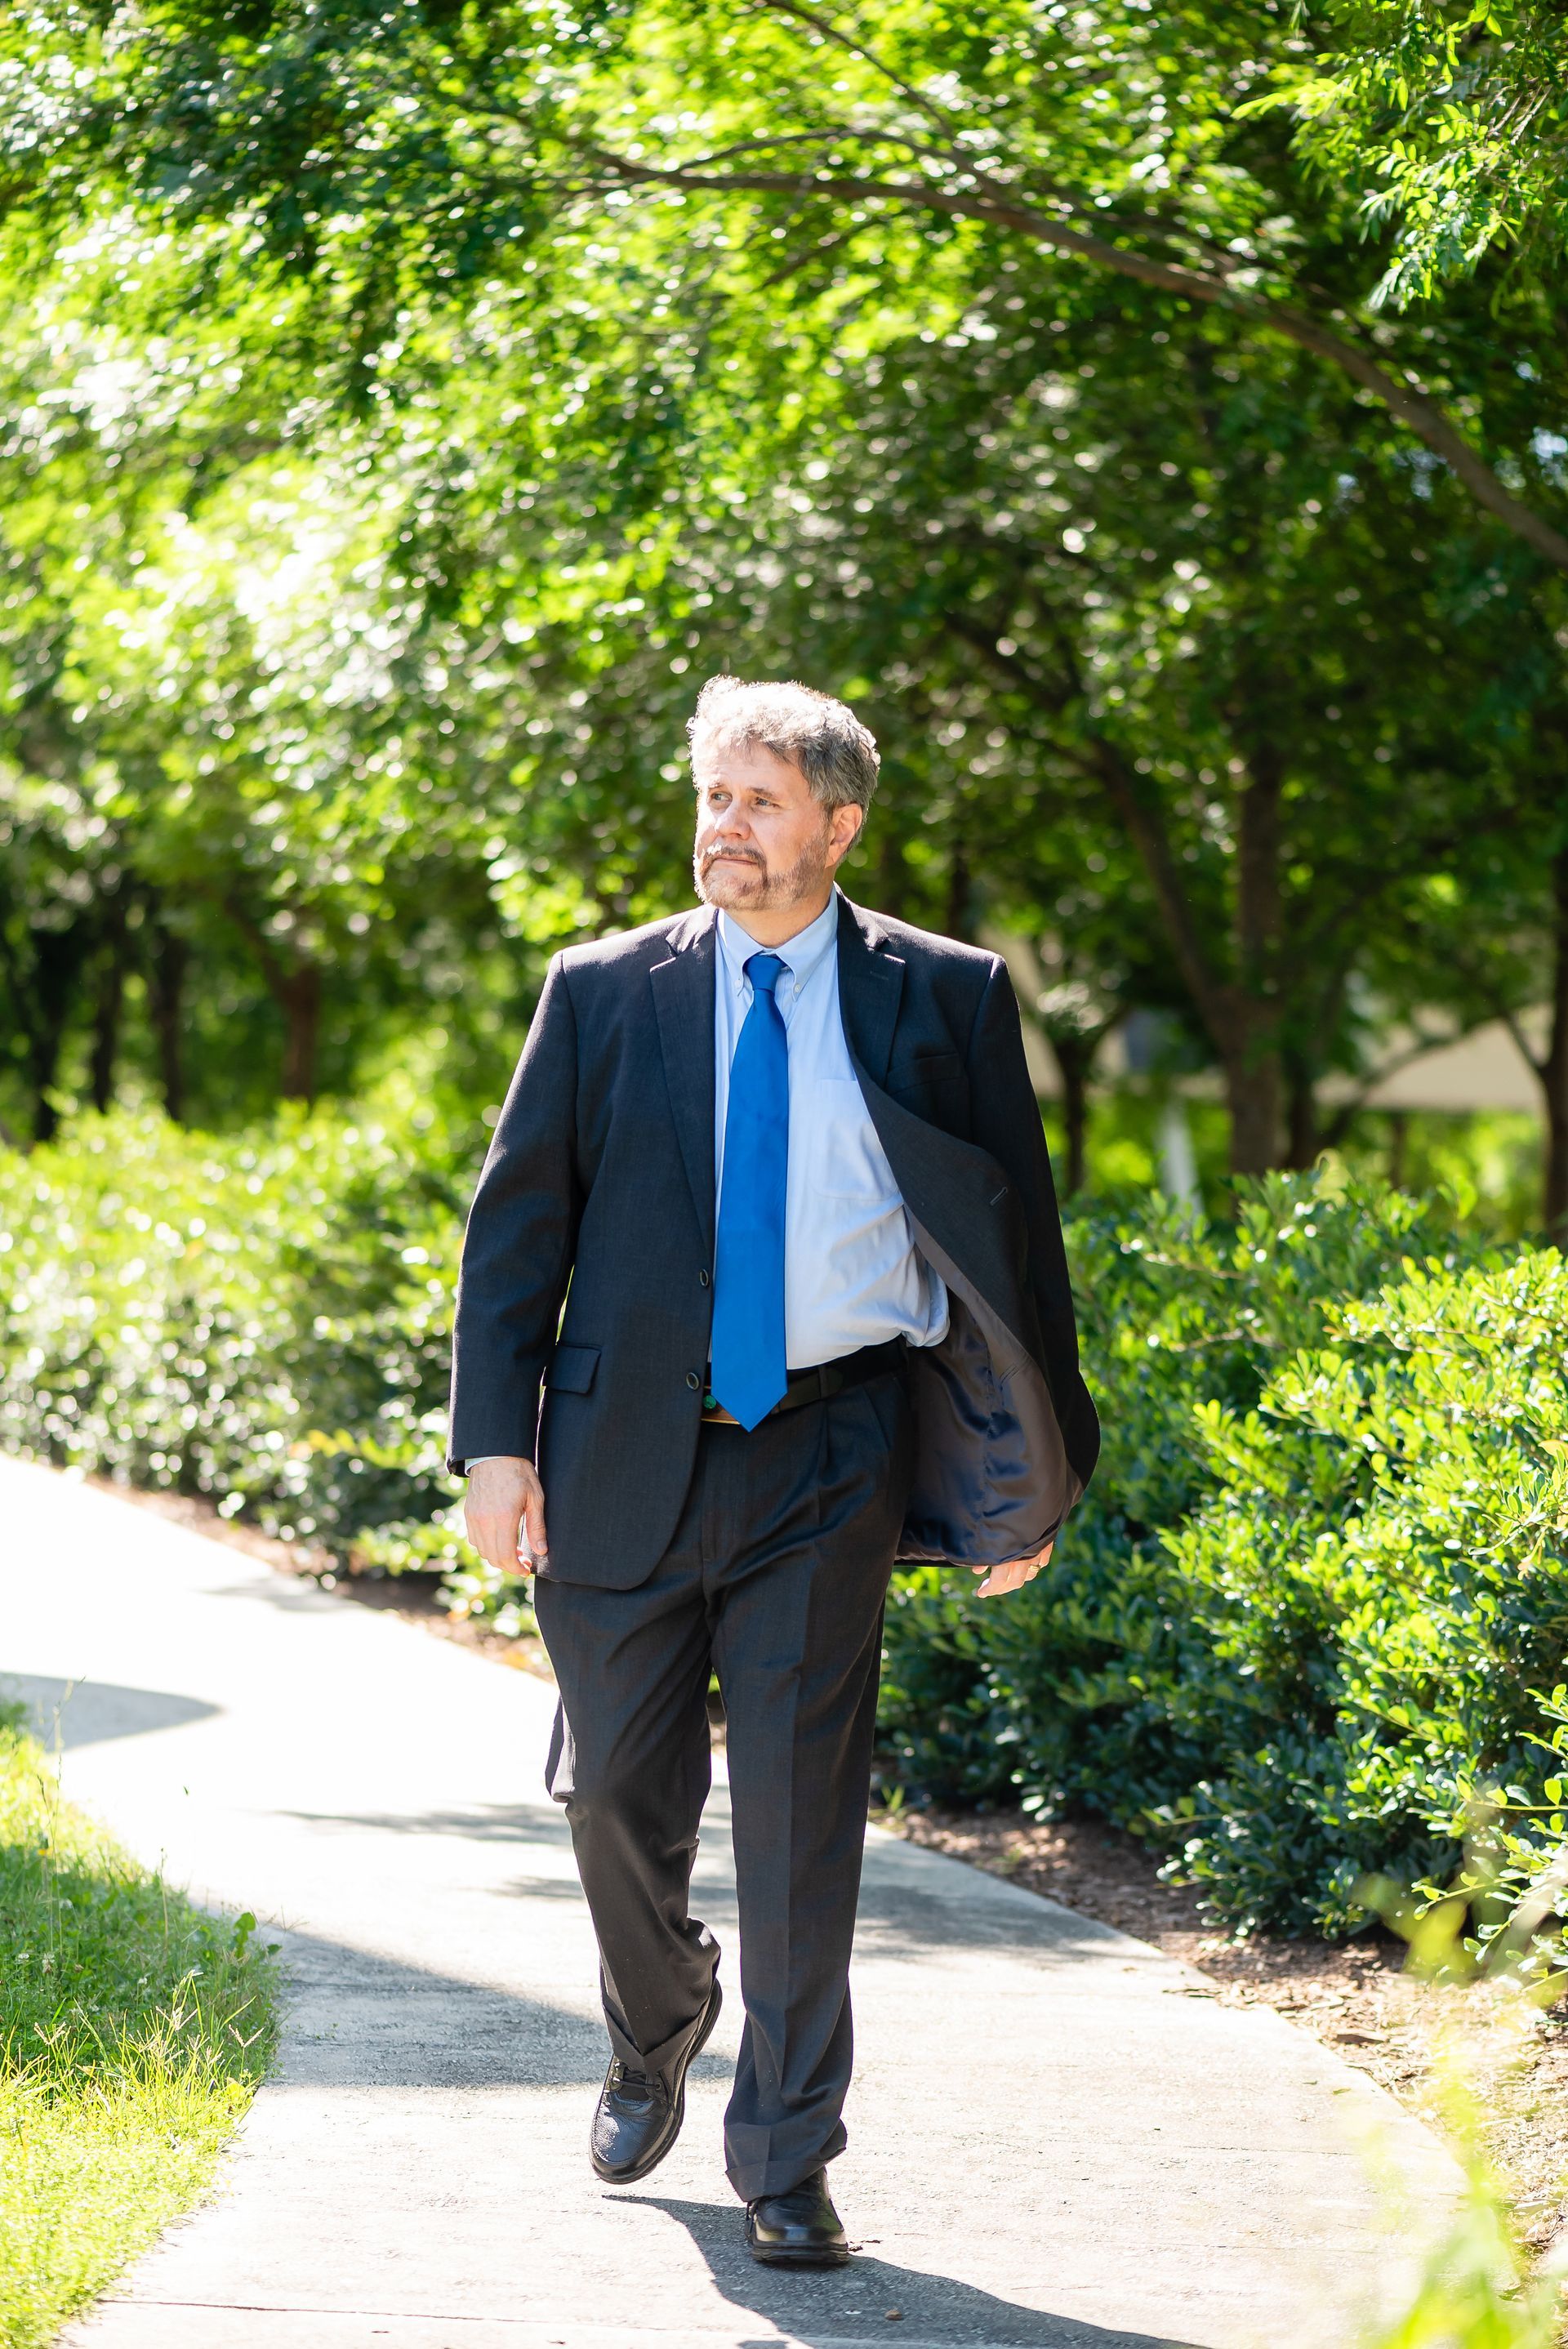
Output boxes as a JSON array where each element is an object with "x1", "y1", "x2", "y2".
[{"x1": 448, "y1": 895, "x2": 1099, "y2": 1589}]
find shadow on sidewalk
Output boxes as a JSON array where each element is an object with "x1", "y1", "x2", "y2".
[
  {"x1": 278, "y1": 1798, "x2": 575, "y2": 1847},
  {"x1": 269, "y1": 1923, "x2": 624, "y2": 2091},
  {"x1": 1, "y1": 1669, "x2": 220, "y2": 1748},
  {"x1": 628, "y1": 2194, "x2": 1207, "y2": 2349}
]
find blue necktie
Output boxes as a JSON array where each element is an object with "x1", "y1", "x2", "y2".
[{"x1": 709, "y1": 952, "x2": 790, "y2": 1431}]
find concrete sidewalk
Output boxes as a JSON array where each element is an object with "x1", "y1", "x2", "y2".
[{"x1": 1, "y1": 1455, "x2": 1450, "y2": 2349}]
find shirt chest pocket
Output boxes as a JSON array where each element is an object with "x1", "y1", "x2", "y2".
[{"x1": 802, "y1": 1076, "x2": 902, "y2": 1204}]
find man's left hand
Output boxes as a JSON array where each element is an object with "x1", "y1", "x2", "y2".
[{"x1": 971, "y1": 1542, "x2": 1054, "y2": 1599}]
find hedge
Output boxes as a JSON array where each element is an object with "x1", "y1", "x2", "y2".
[
  {"x1": 0, "y1": 1107, "x2": 482, "y2": 1589},
  {"x1": 3, "y1": 1108, "x2": 1564, "y2": 1954},
  {"x1": 880, "y1": 1176, "x2": 1568, "y2": 1954}
]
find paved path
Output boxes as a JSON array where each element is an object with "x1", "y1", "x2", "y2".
[{"x1": 1, "y1": 1456, "x2": 1450, "y2": 2349}]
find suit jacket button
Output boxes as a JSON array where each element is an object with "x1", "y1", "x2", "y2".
[
  {"x1": 699, "y1": 1269, "x2": 710, "y2": 1287},
  {"x1": 686, "y1": 1371, "x2": 702, "y2": 1389}
]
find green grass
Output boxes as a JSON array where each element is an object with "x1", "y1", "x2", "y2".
[
  {"x1": 0, "y1": 1706, "x2": 280, "y2": 2349},
  {"x1": 1359, "y1": 2079, "x2": 1567, "y2": 2349}
]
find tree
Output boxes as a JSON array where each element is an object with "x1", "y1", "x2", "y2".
[
  {"x1": 1254, "y1": 0, "x2": 1568, "y2": 310},
  {"x1": 2, "y1": 0, "x2": 1561, "y2": 1196},
  {"x1": 0, "y1": 295, "x2": 517, "y2": 1130},
  {"x1": 9, "y1": 1, "x2": 1567, "y2": 569},
  {"x1": 555, "y1": 238, "x2": 1536, "y2": 1170}
]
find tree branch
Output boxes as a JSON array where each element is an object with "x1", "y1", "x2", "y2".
[
  {"x1": 189, "y1": 880, "x2": 299, "y2": 1009},
  {"x1": 943, "y1": 608, "x2": 1242, "y2": 1051},
  {"x1": 1317, "y1": 1016, "x2": 1478, "y2": 1146},
  {"x1": 568, "y1": 151, "x2": 1568, "y2": 575},
  {"x1": 747, "y1": 0, "x2": 969, "y2": 142}
]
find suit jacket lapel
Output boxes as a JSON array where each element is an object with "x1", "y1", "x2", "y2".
[
  {"x1": 836, "y1": 894, "x2": 904, "y2": 1086},
  {"x1": 650, "y1": 906, "x2": 718, "y2": 1254}
]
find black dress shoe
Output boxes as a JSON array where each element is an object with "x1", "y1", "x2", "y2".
[
  {"x1": 590, "y1": 1977, "x2": 721, "y2": 2184},
  {"x1": 745, "y1": 2167, "x2": 851, "y2": 2267}
]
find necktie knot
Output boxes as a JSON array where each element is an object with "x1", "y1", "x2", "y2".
[{"x1": 745, "y1": 952, "x2": 786, "y2": 1000}]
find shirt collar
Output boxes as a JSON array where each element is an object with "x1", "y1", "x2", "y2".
[{"x1": 715, "y1": 889, "x2": 840, "y2": 998}]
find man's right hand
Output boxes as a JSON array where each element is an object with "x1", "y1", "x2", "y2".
[{"x1": 464, "y1": 1456, "x2": 549, "y2": 1577}]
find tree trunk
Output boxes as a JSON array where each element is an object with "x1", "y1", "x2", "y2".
[
  {"x1": 149, "y1": 920, "x2": 189, "y2": 1123},
  {"x1": 1542, "y1": 844, "x2": 1568, "y2": 1243},
  {"x1": 956, "y1": 620, "x2": 1294, "y2": 1172},
  {"x1": 25, "y1": 926, "x2": 89, "y2": 1143},
  {"x1": 89, "y1": 899, "x2": 128, "y2": 1113},
  {"x1": 278, "y1": 961, "x2": 323, "y2": 1102},
  {"x1": 1049, "y1": 1031, "x2": 1094, "y2": 1195},
  {"x1": 216, "y1": 892, "x2": 325, "y2": 1105},
  {"x1": 876, "y1": 823, "x2": 909, "y2": 920},
  {"x1": 1223, "y1": 1041, "x2": 1285, "y2": 1176},
  {"x1": 1285, "y1": 1054, "x2": 1319, "y2": 1170},
  {"x1": 1387, "y1": 1109, "x2": 1410, "y2": 1192},
  {"x1": 944, "y1": 838, "x2": 973, "y2": 943},
  {"x1": 1085, "y1": 723, "x2": 1290, "y2": 1174},
  {"x1": 1227, "y1": 749, "x2": 1286, "y2": 1175}
]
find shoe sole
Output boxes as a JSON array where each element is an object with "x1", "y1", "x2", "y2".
[
  {"x1": 590, "y1": 1977, "x2": 723, "y2": 2186},
  {"x1": 747, "y1": 2240, "x2": 853, "y2": 2269}
]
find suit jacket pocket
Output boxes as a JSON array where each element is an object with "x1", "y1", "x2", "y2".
[
  {"x1": 889, "y1": 1049, "x2": 962, "y2": 1090},
  {"x1": 887, "y1": 1048, "x2": 968, "y2": 1127},
  {"x1": 546, "y1": 1343, "x2": 600, "y2": 1394}
]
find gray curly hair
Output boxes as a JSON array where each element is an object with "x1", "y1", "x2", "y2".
[{"x1": 687, "y1": 675, "x2": 880, "y2": 812}]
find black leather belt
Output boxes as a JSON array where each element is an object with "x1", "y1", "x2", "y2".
[{"x1": 702, "y1": 1337, "x2": 906, "y2": 1426}]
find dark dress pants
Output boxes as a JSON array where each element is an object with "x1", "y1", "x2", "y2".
[{"x1": 532, "y1": 1363, "x2": 914, "y2": 2204}]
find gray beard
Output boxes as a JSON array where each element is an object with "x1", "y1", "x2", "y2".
[{"x1": 693, "y1": 836, "x2": 833, "y2": 915}]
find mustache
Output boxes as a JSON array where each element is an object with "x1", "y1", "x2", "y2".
[{"x1": 700, "y1": 845, "x2": 765, "y2": 867}]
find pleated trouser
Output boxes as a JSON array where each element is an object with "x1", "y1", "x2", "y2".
[{"x1": 533, "y1": 1363, "x2": 914, "y2": 2202}]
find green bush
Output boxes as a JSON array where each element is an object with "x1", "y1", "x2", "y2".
[
  {"x1": 1155, "y1": 1250, "x2": 1568, "y2": 1940},
  {"x1": 0, "y1": 1106, "x2": 471, "y2": 1576},
  {"x1": 4, "y1": 1112, "x2": 1564, "y2": 1948},
  {"x1": 880, "y1": 1173, "x2": 1471, "y2": 1816},
  {"x1": 880, "y1": 1170, "x2": 1568, "y2": 1951}
]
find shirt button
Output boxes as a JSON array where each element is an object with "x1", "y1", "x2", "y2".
[
  {"x1": 686, "y1": 1371, "x2": 702, "y2": 1390},
  {"x1": 698, "y1": 1269, "x2": 710, "y2": 1288}
]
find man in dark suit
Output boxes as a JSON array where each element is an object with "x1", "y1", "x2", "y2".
[{"x1": 452, "y1": 677, "x2": 1098, "y2": 2267}]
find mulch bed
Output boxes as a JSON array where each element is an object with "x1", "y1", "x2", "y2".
[
  {"x1": 879, "y1": 1803, "x2": 1422, "y2": 2088},
  {"x1": 881, "y1": 1803, "x2": 1568, "y2": 2262},
  {"x1": 88, "y1": 1471, "x2": 1568, "y2": 2264}
]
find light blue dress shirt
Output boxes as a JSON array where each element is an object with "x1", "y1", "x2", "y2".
[{"x1": 714, "y1": 891, "x2": 949, "y2": 1371}]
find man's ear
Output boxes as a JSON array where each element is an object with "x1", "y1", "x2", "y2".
[{"x1": 826, "y1": 802, "x2": 866, "y2": 870}]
